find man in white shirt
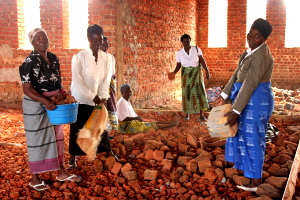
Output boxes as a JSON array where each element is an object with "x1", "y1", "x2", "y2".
[
  {"x1": 117, "y1": 84, "x2": 177, "y2": 133},
  {"x1": 69, "y1": 24, "x2": 112, "y2": 167}
]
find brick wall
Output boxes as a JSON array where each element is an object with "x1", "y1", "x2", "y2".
[
  {"x1": 198, "y1": 0, "x2": 300, "y2": 90},
  {"x1": 0, "y1": 0, "x2": 117, "y2": 106},
  {"x1": 116, "y1": 0, "x2": 197, "y2": 108},
  {"x1": 0, "y1": 0, "x2": 299, "y2": 109}
]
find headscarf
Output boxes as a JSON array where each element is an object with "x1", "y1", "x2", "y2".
[{"x1": 28, "y1": 28, "x2": 47, "y2": 45}]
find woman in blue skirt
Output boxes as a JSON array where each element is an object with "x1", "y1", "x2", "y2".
[{"x1": 214, "y1": 18, "x2": 273, "y2": 192}]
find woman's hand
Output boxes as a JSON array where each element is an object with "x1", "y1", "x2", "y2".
[
  {"x1": 93, "y1": 96, "x2": 101, "y2": 104},
  {"x1": 60, "y1": 88, "x2": 67, "y2": 98},
  {"x1": 45, "y1": 100, "x2": 56, "y2": 110},
  {"x1": 93, "y1": 96, "x2": 106, "y2": 105},
  {"x1": 206, "y1": 70, "x2": 210, "y2": 80},
  {"x1": 168, "y1": 72, "x2": 176, "y2": 80},
  {"x1": 225, "y1": 111, "x2": 239, "y2": 127}
]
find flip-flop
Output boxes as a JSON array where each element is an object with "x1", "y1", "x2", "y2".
[
  {"x1": 236, "y1": 185, "x2": 257, "y2": 192},
  {"x1": 56, "y1": 174, "x2": 82, "y2": 182},
  {"x1": 28, "y1": 181, "x2": 48, "y2": 191}
]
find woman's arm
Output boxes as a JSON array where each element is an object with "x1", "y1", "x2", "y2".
[
  {"x1": 173, "y1": 62, "x2": 182, "y2": 74},
  {"x1": 199, "y1": 55, "x2": 210, "y2": 80},
  {"x1": 22, "y1": 83, "x2": 56, "y2": 110},
  {"x1": 221, "y1": 67, "x2": 239, "y2": 98},
  {"x1": 168, "y1": 62, "x2": 181, "y2": 80}
]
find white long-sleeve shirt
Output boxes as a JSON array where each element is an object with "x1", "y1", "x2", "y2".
[{"x1": 71, "y1": 48, "x2": 112, "y2": 106}]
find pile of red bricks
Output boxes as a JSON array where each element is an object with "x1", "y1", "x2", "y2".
[
  {"x1": 1, "y1": 0, "x2": 300, "y2": 109},
  {"x1": 0, "y1": 109, "x2": 299, "y2": 199},
  {"x1": 273, "y1": 87, "x2": 300, "y2": 115}
]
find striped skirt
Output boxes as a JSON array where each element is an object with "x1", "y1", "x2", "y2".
[
  {"x1": 23, "y1": 95, "x2": 63, "y2": 174},
  {"x1": 181, "y1": 66, "x2": 209, "y2": 114}
]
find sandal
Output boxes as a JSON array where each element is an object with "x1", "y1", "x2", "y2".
[
  {"x1": 28, "y1": 181, "x2": 48, "y2": 191},
  {"x1": 56, "y1": 174, "x2": 82, "y2": 182}
]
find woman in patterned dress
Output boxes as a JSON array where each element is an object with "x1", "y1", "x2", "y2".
[
  {"x1": 168, "y1": 34, "x2": 210, "y2": 121},
  {"x1": 19, "y1": 28, "x2": 81, "y2": 191}
]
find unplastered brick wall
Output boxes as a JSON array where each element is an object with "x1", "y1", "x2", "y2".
[
  {"x1": 116, "y1": 0, "x2": 197, "y2": 109},
  {"x1": 0, "y1": 0, "x2": 196, "y2": 109},
  {"x1": 0, "y1": 0, "x2": 117, "y2": 106},
  {"x1": 198, "y1": 0, "x2": 300, "y2": 90},
  {"x1": 0, "y1": 0, "x2": 299, "y2": 109}
]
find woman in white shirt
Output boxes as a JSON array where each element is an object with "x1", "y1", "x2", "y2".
[
  {"x1": 69, "y1": 24, "x2": 112, "y2": 167},
  {"x1": 168, "y1": 34, "x2": 210, "y2": 121}
]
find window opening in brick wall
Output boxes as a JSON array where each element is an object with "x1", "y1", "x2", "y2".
[
  {"x1": 285, "y1": 0, "x2": 300, "y2": 47},
  {"x1": 246, "y1": 0, "x2": 267, "y2": 47},
  {"x1": 208, "y1": 0, "x2": 228, "y2": 48},
  {"x1": 18, "y1": 0, "x2": 41, "y2": 49},
  {"x1": 68, "y1": 0, "x2": 89, "y2": 49}
]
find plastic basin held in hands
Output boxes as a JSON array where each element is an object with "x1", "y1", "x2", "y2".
[{"x1": 46, "y1": 103, "x2": 78, "y2": 125}]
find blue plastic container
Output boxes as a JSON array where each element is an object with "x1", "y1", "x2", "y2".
[{"x1": 46, "y1": 103, "x2": 78, "y2": 125}]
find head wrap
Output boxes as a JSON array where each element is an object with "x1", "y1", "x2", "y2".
[
  {"x1": 251, "y1": 18, "x2": 272, "y2": 39},
  {"x1": 28, "y1": 28, "x2": 47, "y2": 45}
]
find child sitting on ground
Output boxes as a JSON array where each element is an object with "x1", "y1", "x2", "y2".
[{"x1": 117, "y1": 84, "x2": 177, "y2": 133}]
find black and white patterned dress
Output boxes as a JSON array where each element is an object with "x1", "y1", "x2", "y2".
[{"x1": 19, "y1": 51, "x2": 62, "y2": 93}]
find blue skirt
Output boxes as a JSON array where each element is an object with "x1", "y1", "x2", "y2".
[{"x1": 225, "y1": 82, "x2": 274, "y2": 179}]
